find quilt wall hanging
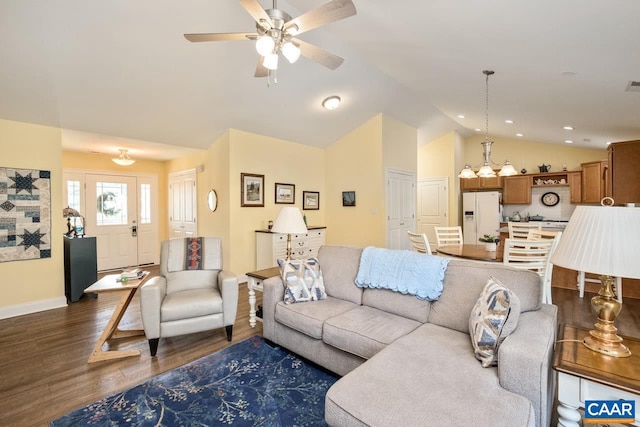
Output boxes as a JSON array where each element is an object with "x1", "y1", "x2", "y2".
[{"x1": 0, "y1": 167, "x2": 51, "y2": 262}]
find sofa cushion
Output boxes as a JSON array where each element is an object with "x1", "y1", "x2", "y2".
[
  {"x1": 317, "y1": 246, "x2": 364, "y2": 305},
  {"x1": 428, "y1": 259, "x2": 540, "y2": 334},
  {"x1": 161, "y1": 288, "x2": 222, "y2": 322},
  {"x1": 362, "y1": 288, "x2": 431, "y2": 323},
  {"x1": 278, "y1": 258, "x2": 327, "y2": 304},
  {"x1": 323, "y1": 306, "x2": 422, "y2": 359},
  {"x1": 469, "y1": 277, "x2": 521, "y2": 367},
  {"x1": 274, "y1": 296, "x2": 358, "y2": 339},
  {"x1": 325, "y1": 323, "x2": 535, "y2": 427}
]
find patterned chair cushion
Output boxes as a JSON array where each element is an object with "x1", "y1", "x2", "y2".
[
  {"x1": 278, "y1": 258, "x2": 327, "y2": 304},
  {"x1": 468, "y1": 276, "x2": 521, "y2": 367}
]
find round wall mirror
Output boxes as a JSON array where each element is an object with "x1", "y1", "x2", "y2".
[{"x1": 207, "y1": 189, "x2": 218, "y2": 212}]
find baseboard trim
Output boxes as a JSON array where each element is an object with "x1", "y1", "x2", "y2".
[{"x1": 0, "y1": 296, "x2": 68, "y2": 320}]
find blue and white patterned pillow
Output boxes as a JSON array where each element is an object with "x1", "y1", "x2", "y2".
[
  {"x1": 277, "y1": 258, "x2": 327, "y2": 304},
  {"x1": 469, "y1": 276, "x2": 521, "y2": 367}
]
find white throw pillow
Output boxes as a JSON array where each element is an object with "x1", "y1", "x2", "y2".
[
  {"x1": 277, "y1": 258, "x2": 327, "y2": 304},
  {"x1": 469, "y1": 276, "x2": 521, "y2": 367}
]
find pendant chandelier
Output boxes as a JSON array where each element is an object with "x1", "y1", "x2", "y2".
[{"x1": 459, "y1": 70, "x2": 517, "y2": 179}]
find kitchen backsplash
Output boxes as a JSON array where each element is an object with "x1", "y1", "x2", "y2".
[{"x1": 503, "y1": 186, "x2": 576, "y2": 221}]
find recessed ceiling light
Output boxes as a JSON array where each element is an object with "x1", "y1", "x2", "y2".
[
  {"x1": 606, "y1": 141, "x2": 612, "y2": 145},
  {"x1": 457, "y1": 114, "x2": 465, "y2": 119},
  {"x1": 322, "y1": 96, "x2": 341, "y2": 110},
  {"x1": 563, "y1": 126, "x2": 574, "y2": 130},
  {"x1": 516, "y1": 133, "x2": 523, "y2": 137},
  {"x1": 564, "y1": 140, "x2": 574, "y2": 144},
  {"x1": 474, "y1": 128, "x2": 482, "y2": 132},
  {"x1": 505, "y1": 120, "x2": 514, "y2": 124}
]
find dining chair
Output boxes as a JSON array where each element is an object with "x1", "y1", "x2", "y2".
[
  {"x1": 407, "y1": 231, "x2": 433, "y2": 254},
  {"x1": 508, "y1": 222, "x2": 542, "y2": 239},
  {"x1": 503, "y1": 238, "x2": 555, "y2": 304},
  {"x1": 434, "y1": 226, "x2": 463, "y2": 246},
  {"x1": 527, "y1": 230, "x2": 563, "y2": 304}
]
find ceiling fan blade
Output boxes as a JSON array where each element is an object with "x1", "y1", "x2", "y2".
[
  {"x1": 255, "y1": 56, "x2": 269, "y2": 78},
  {"x1": 285, "y1": 0, "x2": 356, "y2": 35},
  {"x1": 238, "y1": 0, "x2": 273, "y2": 28},
  {"x1": 294, "y1": 38, "x2": 344, "y2": 70},
  {"x1": 184, "y1": 32, "x2": 257, "y2": 42}
]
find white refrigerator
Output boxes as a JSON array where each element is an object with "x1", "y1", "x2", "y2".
[{"x1": 462, "y1": 191, "x2": 502, "y2": 244}]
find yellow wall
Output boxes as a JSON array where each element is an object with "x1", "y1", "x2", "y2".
[
  {"x1": 381, "y1": 115, "x2": 418, "y2": 173},
  {"x1": 227, "y1": 129, "x2": 325, "y2": 275},
  {"x1": 0, "y1": 119, "x2": 64, "y2": 310},
  {"x1": 62, "y1": 151, "x2": 172, "y2": 241}
]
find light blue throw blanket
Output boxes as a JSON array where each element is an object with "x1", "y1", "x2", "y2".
[{"x1": 355, "y1": 247, "x2": 450, "y2": 300}]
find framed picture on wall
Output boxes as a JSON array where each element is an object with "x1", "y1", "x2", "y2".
[
  {"x1": 342, "y1": 191, "x2": 356, "y2": 207},
  {"x1": 303, "y1": 191, "x2": 320, "y2": 210},
  {"x1": 275, "y1": 183, "x2": 295, "y2": 204},
  {"x1": 241, "y1": 173, "x2": 264, "y2": 207}
]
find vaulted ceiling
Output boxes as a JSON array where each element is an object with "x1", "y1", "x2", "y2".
[{"x1": 2, "y1": 1, "x2": 639, "y2": 160}]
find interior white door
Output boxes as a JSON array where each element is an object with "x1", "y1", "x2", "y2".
[
  {"x1": 169, "y1": 170, "x2": 197, "y2": 238},
  {"x1": 387, "y1": 170, "x2": 415, "y2": 250},
  {"x1": 417, "y1": 177, "x2": 448, "y2": 247},
  {"x1": 85, "y1": 174, "x2": 138, "y2": 270}
]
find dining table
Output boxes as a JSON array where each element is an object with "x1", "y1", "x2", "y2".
[{"x1": 436, "y1": 244, "x2": 504, "y2": 262}]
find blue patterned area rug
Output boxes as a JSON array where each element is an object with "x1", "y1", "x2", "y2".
[{"x1": 50, "y1": 336, "x2": 338, "y2": 426}]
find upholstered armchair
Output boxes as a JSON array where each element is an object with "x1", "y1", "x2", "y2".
[{"x1": 140, "y1": 237, "x2": 238, "y2": 356}]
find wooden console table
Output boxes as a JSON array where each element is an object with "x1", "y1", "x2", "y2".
[
  {"x1": 553, "y1": 324, "x2": 640, "y2": 426},
  {"x1": 83, "y1": 272, "x2": 149, "y2": 363}
]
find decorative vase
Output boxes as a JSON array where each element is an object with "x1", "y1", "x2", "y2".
[{"x1": 485, "y1": 242, "x2": 497, "y2": 252}]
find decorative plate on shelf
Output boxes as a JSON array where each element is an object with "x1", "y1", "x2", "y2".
[{"x1": 541, "y1": 191, "x2": 560, "y2": 207}]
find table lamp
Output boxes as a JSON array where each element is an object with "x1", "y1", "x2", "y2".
[
  {"x1": 63, "y1": 206, "x2": 85, "y2": 237},
  {"x1": 551, "y1": 203, "x2": 640, "y2": 357},
  {"x1": 271, "y1": 207, "x2": 308, "y2": 260}
]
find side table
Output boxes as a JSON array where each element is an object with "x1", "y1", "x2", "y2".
[
  {"x1": 246, "y1": 267, "x2": 280, "y2": 328},
  {"x1": 83, "y1": 271, "x2": 150, "y2": 363},
  {"x1": 553, "y1": 323, "x2": 640, "y2": 426}
]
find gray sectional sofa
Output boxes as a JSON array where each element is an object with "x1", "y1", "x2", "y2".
[{"x1": 262, "y1": 245, "x2": 558, "y2": 427}]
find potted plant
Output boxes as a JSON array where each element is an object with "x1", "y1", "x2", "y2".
[{"x1": 479, "y1": 234, "x2": 500, "y2": 252}]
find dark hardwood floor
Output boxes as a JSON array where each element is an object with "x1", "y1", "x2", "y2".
[{"x1": 0, "y1": 269, "x2": 638, "y2": 427}]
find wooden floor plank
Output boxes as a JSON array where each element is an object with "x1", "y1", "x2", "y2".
[{"x1": 0, "y1": 265, "x2": 637, "y2": 427}]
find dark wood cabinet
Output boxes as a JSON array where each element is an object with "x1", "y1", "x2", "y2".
[
  {"x1": 607, "y1": 140, "x2": 640, "y2": 205},
  {"x1": 63, "y1": 236, "x2": 97, "y2": 302}
]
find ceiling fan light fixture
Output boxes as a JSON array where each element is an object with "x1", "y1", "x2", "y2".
[
  {"x1": 256, "y1": 35, "x2": 275, "y2": 56},
  {"x1": 281, "y1": 41, "x2": 301, "y2": 63},
  {"x1": 322, "y1": 96, "x2": 341, "y2": 110},
  {"x1": 264, "y1": 53, "x2": 279, "y2": 70},
  {"x1": 112, "y1": 149, "x2": 135, "y2": 166}
]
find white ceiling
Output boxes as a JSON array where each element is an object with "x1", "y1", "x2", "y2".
[{"x1": 2, "y1": 0, "x2": 640, "y2": 161}]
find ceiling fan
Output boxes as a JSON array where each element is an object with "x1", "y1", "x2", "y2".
[{"x1": 184, "y1": 0, "x2": 357, "y2": 77}]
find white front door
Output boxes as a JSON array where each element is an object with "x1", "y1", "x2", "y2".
[
  {"x1": 386, "y1": 170, "x2": 415, "y2": 250},
  {"x1": 417, "y1": 177, "x2": 449, "y2": 248},
  {"x1": 85, "y1": 174, "x2": 138, "y2": 270}
]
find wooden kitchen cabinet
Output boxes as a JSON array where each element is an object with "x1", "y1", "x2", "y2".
[
  {"x1": 581, "y1": 160, "x2": 608, "y2": 204},
  {"x1": 568, "y1": 171, "x2": 582, "y2": 203},
  {"x1": 607, "y1": 140, "x2": 640, "y2": 204},
  {"x1": 459, "y1": 175, "x2": 503, "y2": 190},
  {"x1": 503, "y1": 175, "x2": 531, "y2": 204}
]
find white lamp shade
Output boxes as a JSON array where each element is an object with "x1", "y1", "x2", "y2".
[
  {"x1": 271, "y1": 207, "x2": 308, "y2": 234},
  {"x1": 477, "y1": 164, "x2": 496, "y2": 178},
  {"x1": 458, "y1": 164, "x2": 478, "y2": 178},
  {"x1": 551, "y1": 206, "x2": 640, "y2": 279},
  {"x1": 263, "y1": 53, "x2": 279, "y2": 70},
  {"x1": 498, "y1": 161, "x2": 518, "y2": 176},
  {"x1": 256, "y1": 35, "x2": 275, "y2": 56},
  {"x1": 281, "y1": 41, "x2": 301, "y2": 64}
]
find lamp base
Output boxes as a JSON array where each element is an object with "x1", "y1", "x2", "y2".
[
  {"x1": 584, "y1": 320, "x2": 631, "y2": 358},
  {"x1": 583, "y1": 275, "x2": 631, "y2": 358}
]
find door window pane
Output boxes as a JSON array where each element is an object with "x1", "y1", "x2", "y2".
[
  {"x1": 96, "y1": 182, "x2": 128, "y2": 226},
  {"x1": 140, "y1": 183, "x2": 151, "y2": 224},
  {"x1": 66, "y1": 180, "x2": 81, "y2": 211}
]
